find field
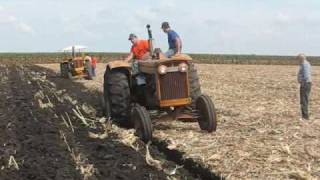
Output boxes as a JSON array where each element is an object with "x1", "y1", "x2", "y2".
[
  {"x1": 0, "y1": 59, "x2": 319, "y2": 179},
  {"x1": 1, "y1": 53, "x2": 320, "y2": 65},
  {"x1": 36, "y1": 63, "x2": 320, "y2": 179}
]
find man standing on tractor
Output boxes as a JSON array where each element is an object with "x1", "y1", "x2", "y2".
[
  {"x1": 161, "y1": 22, "x2": 182, "y2": 58},
  {"x1": 125, "y1": 33, "x2": 150, "y2": 62}
]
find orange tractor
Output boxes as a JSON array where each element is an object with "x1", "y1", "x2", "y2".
[
  {"x1": 60, "y1": 46, "x2": 93, "y2": 79},
  {"x1": 102, "y1": 25, "x2": 217, "y2": 142}
]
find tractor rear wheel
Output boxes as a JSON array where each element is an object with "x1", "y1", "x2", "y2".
[
  {"x1": 60, "y1": 63, "x2": 69, "y2": 78},
  {"x1": 103, "y1": 69, "x2": 130, "y2": 122},
  {"x1": 196, "y1": 94, "x2": 217, "y2": 132},
  {"x1": 187, "y1": 63, "x2": 202, "y2": 110},
  {"x1": 131, "y1": 104, "x2": 153, "y2": 143}
]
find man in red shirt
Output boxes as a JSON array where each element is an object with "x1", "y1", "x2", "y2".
[
  {"x1": 91, "y1": 55, "x2": 97, "y2": 77},
  {"x1": 125, "y1": 34, "x2": 150, "y2": 62}
]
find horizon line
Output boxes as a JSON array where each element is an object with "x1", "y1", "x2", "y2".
[{"x1": 0, "y1": 51, "x2": 319, "y2": 57}]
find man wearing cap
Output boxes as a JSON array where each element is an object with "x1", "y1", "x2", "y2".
[
  {"x1": 125, "y1": 33, "x2": 150, "y2": 62},
  {"x1": 161, "y1": 22, "x2": 182, "y2": 58},
  {"x1": 297, "y1": 53, "x2": 312, "y2": 120}
]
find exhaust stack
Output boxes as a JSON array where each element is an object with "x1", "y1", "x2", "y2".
[{"x1": 146, "y1": 24, "x2": 154, "y2": 58}]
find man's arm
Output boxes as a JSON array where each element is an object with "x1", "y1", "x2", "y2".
[
  {"x1": 302, "y1": 63, "x2": 311, "y2": 82},
  {"x1": 298, "y1": 65, "x2": 302, "y2": 83},
  {"x1": 175, "y1": 37, "x2": 182, "y2": 55},
  {"x1": 125, "y1": 52, "x2": 134, "y2": 62}
]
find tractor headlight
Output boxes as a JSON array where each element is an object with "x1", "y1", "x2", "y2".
[
  {"x1": 70, "y1": 62, "x2": 74, "y2": 68},
  {"x1": 178, "y1": 63, "x2": 188, "y2": 72},
  {"x1": 158, "y1": 65, "x2": 167, "y2": 75}
]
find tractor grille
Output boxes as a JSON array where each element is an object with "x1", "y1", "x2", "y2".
[
  {"x1": 74, "y1": 60, "x2": 84, "y2": 68},
  {"x1": 159, "y1": 72, "x2": 188, "y2": 100}
]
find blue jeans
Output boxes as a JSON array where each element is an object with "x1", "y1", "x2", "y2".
[
  {"x1": 165, "y1": 49, "x2": 176, "y2": 58},
  {"x1": 92, "y1": 67, "x2": 96, "y2": 77},
  {"x1": 300, "y1": 82, "x2": 311, "y2": 119},
  {"x1": 131, "y1": 61, "x2": 146, "y2": 85}
]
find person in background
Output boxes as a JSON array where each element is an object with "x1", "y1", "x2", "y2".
[
  {"x1": 91, "y1": 55, "x2": 97, "y2": 77},
  {"x1": 84, "y1": 54, "x2": 93, "y2": 79},
  {"x1": 84, "y1": 54, "x2": 92, "y2": 62},
  {"x1": 297, "y1": 53, "x2": 312, "y2": 120},
  {"x1": 125, "y1": 33, "x2": 150, "y2": 62},
  {"x1": 161, "y1": 22, "x2": 182, "y2": 58}
]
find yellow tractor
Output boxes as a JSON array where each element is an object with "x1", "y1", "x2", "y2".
[
  {"x1": 60, "y1": 45, "x2": 93, "y2": 79},
  {"x1": 102, "y1": 25, "x2": 217, "y2": 142}
]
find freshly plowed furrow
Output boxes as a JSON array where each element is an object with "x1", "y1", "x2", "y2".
[
  {"x1": 0, "y1": 65, "x2": 21, "y2": 180},
  {"x1": 29, "y1": 65, "x2": 196, "y2": 180},
  {"x1": 0, "y1": 65, "x2": 81, "y2": 180},
  {"x1": 0, "y1": 65, "x2": 196, "y2": 180}
]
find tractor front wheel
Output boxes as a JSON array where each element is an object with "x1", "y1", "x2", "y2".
[
  {"x1": 196, "y1": 94, "x2": 217, "y2": 132},
  {"x1": 131, "y1": 104, "x2": 153, "y2": 143}
]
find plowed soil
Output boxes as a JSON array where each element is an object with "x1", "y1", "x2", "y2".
[{"x1": 0, "y1": 64, "x2": 194, "y2": 180}]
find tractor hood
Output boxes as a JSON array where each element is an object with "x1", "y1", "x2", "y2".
[{"x1": 139, "y1": 54, "x2": 192, "y2": 74}]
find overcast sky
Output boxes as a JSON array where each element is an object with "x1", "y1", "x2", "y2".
[{"x1": 0, "y1": 0, "x2": 319, "y2": 55}]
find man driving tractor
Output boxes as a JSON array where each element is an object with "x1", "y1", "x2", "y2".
[
  {"x1": 124, "y1": 33, "x2": 151, "y2": 103},
  {"x1": 125, "y1": 33, "x2": 150, "y2": 62}
]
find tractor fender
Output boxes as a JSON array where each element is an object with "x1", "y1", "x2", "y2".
[
  {"x1": 106, "y1": 60, "x2": 131, "y2": 71},
  {"x1": 105, "y1": 60, "x2": 132, "y2": 86}
]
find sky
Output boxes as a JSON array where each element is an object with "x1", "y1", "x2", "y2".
[{"x1": 0, "y1": 0, "x2": 320, "y2": 55}]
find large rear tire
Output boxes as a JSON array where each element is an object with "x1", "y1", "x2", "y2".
[
  {"x1": 196, "y1": 94, "x2": 217, "y2": 132},
  {"x1": 131, "y1": 104, "x2": 153, "y2": 143},
  {"x1": 100, "y1": 95, "x2": 107, "y2": 117},
  {"x1": 60, "y1": 63, "x2": 69, "y2": 78},
  {"x1": 187, "y1": 63, "x2": 202, "y2": 110},
  {"x1": 103, "y1": 69, "x2": 130, "y2": 121}
]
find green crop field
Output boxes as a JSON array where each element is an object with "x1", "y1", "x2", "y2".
[{"x1": 0, "y1": 52, "x2": 319, "y2": 65}]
